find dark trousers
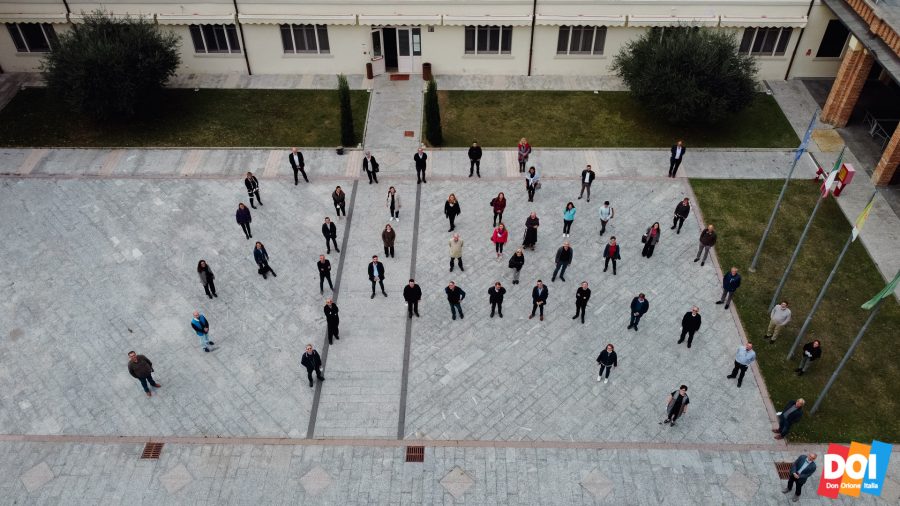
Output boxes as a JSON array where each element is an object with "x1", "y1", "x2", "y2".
[
  {"x1": 669, "y1": 158, "x2": 682, "y2": 177},
  {"x1": 563, "y1": 220, "x2": 573, "y2": 234},
  {"x1": 599, "y1": 219, "x2": 609, "y2": 235},
  {"x1": 728, "y1": 361, "x2": 749, "y2": 385},
  {"x1": 493, "y1": 211, "x2": 503, "y2": 227},
  {"x1": 138, "y1": 375, "x2": 160, "y2": 393},
  {"x1": 293, "y1": 167, "x2": 308, "y2": 184},
  {"x1": 469, "y1": 159, "x2": 480, "y2": 176},
  {"x1": 672, "y1": 215, "x2": 685, "y2": 232},
  {"x1": 326, "y1": 322, "x2": 339, "y2": 344},
  {"x1": 786, "y1": 475, "x2": 805, "y2": 497},
  {"x1": 679, "y1": 328, "x2": 696, "y2": 346},
  {"x1": 325, "y1": 236, "x2": 339, "y2": 253},
  {"x1": 527, "y1": 186, "x2": 536, "y2": 202},
  {"x1": 450, "y1": 303, "x2": 463, "y2": 319},
  {"x1": 579, "y1": 183, "x2": 592, "y2": 200},
  {"x1": 574, "y1": 302, "x2": 587, "y2": 323},
  {"x1": 248, "y1": 190, "x2": 262, "y2": 207},
  {"x1": 407, "y1": 301, "x2": 419, "y2": 317},
  {"x1": 334, "y1": 204, "x2": 346, "y2": 217},
  {"x1": 552, "y1": 262, "x2": 568, "y2": 280},
  {"x1": 494, "y1": 242, "x2": 504, "y2": 254},
  {"x1": 447, "y1": 214, "x2": 457, "y2": 230},
  {"x1": 416, "y1": 168, "x2": 426, "y2": 183},
  {"x1": 641, "y1": 243, "x2": 656, "y2": 257},
  {"x1": 666, "y1": 409, "x2": 682, "y2": 423},
  {"x1": 604, "y1": 257, "x2": 617, "y2": 274},
  {"x1": 203, "y1": 280, "x2": 217, "y2": 298},
  {"x1": 389, "y1": 206, "x2": 399, "y2": 219},
  {"x1": 384, "y1": 245, "x2": 395, "y2": 257},
  {"x1": 305, "y1": 366, "x2": 324, "y2": 384},
  {"x1": 239, "y1": 222, "x2": 252, "y2": 239},
  {"x1": 518, "y1": 160, "x2": 526, "y2": 172},
  {"x1": 257, "y1": 262, "x2": 275, "y2": 278},
  {"x1": 598, "y1": 364, "x2": 612, "y2": 379},
  {"x1": 778, "y1": 416, "x2": 794, "y2": 437},
  {"x1": 490, "y1": 301, "x2": 503, "y2": 316},
  {"x1": 531, "y1": 302, "x2": 544, "y2": 317},
  {"x1": 319, "y1": 272, "x2": 333, "y2": 292},
  {"x1": 365, "y1": 169, "x2": 378, "y2": 184},
  {"x1": 450, "y1": 258, "x2": 464, "y2": 270},
  {"x1": 629, "y1": 313, "x2": 643, "y2": 328},
  {"x1": 371, "y1": 278, "x2": 385, "y2": 295}
]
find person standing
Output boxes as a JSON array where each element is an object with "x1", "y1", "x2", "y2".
[
  {"x1": 726, "y1": 343, "x2": 756, "y2": 388},
  {"x1": 288, "y1": 147, "x2": 308, "y2": 184},
  {"x1": 641, "y1": 222, "x2": 661, "y2": 258},
  {"x1": 716, "y1": 267, "x2": 741, "y2": 309},
  {"x1": 525, "y1": 166, "x2": 540, "y2": 202},
  {"x1": 765, "y1": 301, "x2": 792, "y2": 343},
  {"x1": 468, "y1": 140, "x2": 482, "y2": 177},
  {"x1": 368, "y1": 255, "x2": 387, "y2": 299},
  {"x1": 671, "y1": 198, "x2": 691, "y2": 234},
  {"x1": 445, "y1": 281, "x2": 466, "y2": 320},
  {"x1": 300, "y1": 344, "x2": 324, "y2": 388},
  {"x1": 562, "y1": 202, "x2": 576, "y2": 237},
  {"x1": 244, "y1": 172, "x2": 262, "y2": 208},
  {"x1": 490, "y1": 192, "x2": 506, "y2": 227},
  {"x1": 322, "y1": 217, "x2": 340, "y2": 254},
  {"x1": 598, "y1": 201, "x2": 615, "y2": 236},
  {"x1": 522, "y1": 212, "x2": 540, "y2": 250},
  {"x1": 235, "y1": 203, "x2": 252, "y2": 239},
  {"x1": 403, "y1": 279, "x2": 422, "y2": 318},
  {"x1": 190, "y1": 310, "x2": 214, "y2": 352},
  {"x1": 529, "y1": 280, "x2": 549, "y2": 321},
  {"x1": 254, "y1": 241, "x2": 276, "y2": 279},
  {"x1": 317, "y1": 254, "x2": 333, "y2": 294},
  {"x1": 491, "y1": 223, "x2": 508, "y2": 258},
  {"x1": 386, "y1": 186, "x2": 400, "y2": 221},
  {"x1": 694, "y1": 224, "x2": 717, "y2": 266},
  {"x1": 508, "y1": 248, "x2": 525, "y2": 285},
  {"x1": 662, "y1": 385, "x2": 689, "y2": 426},
  {"x1": 332, "y1": 186, "x2": 346, "y2": 218},
  {"x1": 127, "y1": 351, "x2": 161, "y2": 397},
  {"x1": 678, "y1": 306, "x2": 702, "y2": 348},
  {"x1": 362, "y1": 150, "x2": 379, "y2": 184},
  {"x1": 517, "y1": 137, "x2": 531, "y2": 173},
  {"x1": 782, "y1": 453, "x2": 818, "y2": 502},
  {"x1": 488, "y1": 281, "x2": 506, "y2": 318},
  {"x1": 444, "y1": 194, "x2": 461, "y2": 232},
  {"x1": 773, "y1": 399, "x2": 805, "y2": 440},
  {"x1": 795, "y1": 340, "x2": 822, "y2": 376},
  {"x1": 448, "y1": 233, "x2": 465, "y2": 272},
  {"x1": 603, "y1": 237, "x2": 620, "y2": 275},
  {"x1": 627, "y1": 293, "x2": 649, "y2": 331},
  {"x1": 414, "y1": 146, "x2": 428, "y2": 184},
  {"x1": 323, "y1": 298, "x2": 339, "y2": 345},
  {"x1": 669, "y1": 140, "x2": 686, "y2": 177},
  {"x1": 572, "y1": 281, "x2": 591, "y2": 324},
  {"x1": 596, "y1": 344, "x2": 617, "y2": 384},
  {"x1": 381, "y1": 224, "x2": 396, "y2": 258},
  {"x1": 197, "y1": 260, "x2": 217, "y2": 299},
  {"x1": 551, "y1": 241, "x2": 573, "y2": 282},
  {"x1": 578, "y1": 165, "x2": 595, "y2": 202}
]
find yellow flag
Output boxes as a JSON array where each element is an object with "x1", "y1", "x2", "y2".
[{"x1": 852, "y1": 193, "x2": 876, "y2": 242}]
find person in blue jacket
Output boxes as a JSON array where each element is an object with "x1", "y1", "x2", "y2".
[{"x1": 717, "y1": 266, "x2": 742, "y2": 309}]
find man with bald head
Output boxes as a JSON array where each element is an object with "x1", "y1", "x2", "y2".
[{"x1": 782, "y1": 453, "x2": 817, "y2": 502}]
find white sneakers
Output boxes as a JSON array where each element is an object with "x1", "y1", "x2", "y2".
[{"x1": 597, "y1": 376, "x2": 609, "y2": 384}]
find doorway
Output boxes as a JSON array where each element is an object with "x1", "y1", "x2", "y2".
[{"x1": 382, "y1": 27, "x2": 398, "y2": 71}]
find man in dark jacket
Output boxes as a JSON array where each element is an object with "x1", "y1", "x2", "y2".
[
  {"x1": 301, "y1": 344, "x2": 324, "y2": 387},
  {"x1": 127, "y1": 351, "x2": 161, "y2": 397},
  {"x1": 488, "y1": 281, "x2": 506, "y2": 318},
  {"x1": 445, "y1": 281, "x2": 466, "y2": 320},
  {"x1": 322, "y1": 217, "x2": 340, "y2": 254},
  {"x1": 669, "y1": 140, "x2": 685, "y2": 177},
  {"x1": 244, "y1": 171, "x2": 262, "y2": 208},
  {"x1": 529, "y1": 280, "x2": 549, "y2": 321},
  {"x1": 678, "y1": 306, "x2": 702, "y2": 348},
  {"x1": 671, "y1": 197, "x2": 691, "y2": 234},
  {"x1": 628, "y1": 293, "x2": 649, "y2": 331},
  {"x1": 796, "y1": 340, "x2": 822, "y2": 376},
  {"x1": 578, "y1": 165, "x2": 596, "y2": 201},
  {"x1": 403, "y1": 279, "x2": 422, "y2": 318},
  {"x1": 468, "y1": 141, "x2": 482, "y2": 177},
  {"x1": 572, "y1": 281, "x2": 591, "y2": 323},
  {"x1": 362, "y1": 150, "x2": 379, "y2": 184},
  {"x1": 368, "y1": 256, "x2": 387, "y2": 298},
  {"x1": 414, "y1": 146, "x2": 427, "y2": 184},
  {"x1": 694, "y1": 224, "x2": 717, "y2": 266},
  {"x1": 323, "y1": 298, "x2": 339, "y2": 345},
  {"x1": 603, "y1": 237, "x2": 620, "y2": 275},
  {"x1": 288, "y1": 147, "x2": 308, "y2": 184},
  {"x1": 551, "y1": 241, "x2": 573, "y2": 282},
  {"x1": 717, "y1": 267, "x2": 741, "y2": 309},
  {"x1": 782, "y1": 453, "x2": 817, "y2": 501},
  {"x1": 773, "y1": 398, "x2": 805, "y2": 439},
  {"x1": 317, "y1": 254, "x2": 333, "y2": 294}
]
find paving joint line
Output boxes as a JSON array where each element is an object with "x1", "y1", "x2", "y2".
[{"x1": 397, "y1": 181, "x2": 423, "y2": 439}]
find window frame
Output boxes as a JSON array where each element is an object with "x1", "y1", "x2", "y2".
[
  {"x1": 464, "y1": 25, "x2": 512, "y2": 55},
  {"x1": 6, "y1": 22, "x2": 57, "y2": 53},
  {"x1": 279, "y1": 23, "x2": 330, "y2": 55},
  {"x1": 188, "y1": 24, "x2": 241, "y2": 54},
  {"x1": 556, "y1": 25, "x2": 607, "y2": 56},
  {"x1": 815, "y1": 19, "x2": 850, "y2": 58},
  {"x1": 738, "y1": 27, "x2": 793, "y2": 57}
]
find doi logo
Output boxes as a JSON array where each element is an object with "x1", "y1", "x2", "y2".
[{"x1": 818, "y1": 441, "x2": 892, "y2": 498}]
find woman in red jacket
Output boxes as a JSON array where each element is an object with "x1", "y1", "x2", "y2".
[
  {"x1": 491, "y1": 223, "x2": 509, "y2": 258},
  {"x1": 490, "y1": 192, "x2": 506, "y2": 227}
]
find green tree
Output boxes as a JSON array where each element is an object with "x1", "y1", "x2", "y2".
[
  {"x1": 42, "y1": 11, "x2": 180, "y2": 120},
  {"x1": 424, "y1": 78, "x2": 443, "y2": 146},
  {"x1": 612, "y1": 27, "x2": 758, "y2": 124},
  {"x1": 337, "y1": 74, "x2": 356, "y2": 146}
]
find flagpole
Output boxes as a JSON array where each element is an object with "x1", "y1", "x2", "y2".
[
  {"x1": 809, "y1": 297, "x2": 885, "y2": 415},
  {"x1": 769, "y1": 190, "x2": 827, "y2": 310}
]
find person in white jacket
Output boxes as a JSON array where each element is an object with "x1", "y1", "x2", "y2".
[
  {"x1": 766, "y1": 301, "x2": 792, "y2": 343},
  {"x1": 386, "y1": 186, "x2": 401, "y2": 221}
]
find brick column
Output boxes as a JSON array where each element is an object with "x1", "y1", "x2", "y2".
[
  {"x1": 821, "y1": 37, "x2": 875, "y2": 127},
  {"x1": 873, "y1": 125, "x2": 900, "y2": 186}
]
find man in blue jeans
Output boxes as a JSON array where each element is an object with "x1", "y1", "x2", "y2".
[
  {"x1": 127, "y1": 351, "x2": 161, "y2": 397},
  {"x1": 782, "y1": 453, "x2": 817, "y2": 502},
  {"x1": 191, "y1": 310, "x2": 215, "y2": 352},
  {"x1": 445, "y1": 281, "x2": 466, "y2": 320}
]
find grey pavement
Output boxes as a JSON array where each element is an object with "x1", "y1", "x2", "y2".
[
  {"x1": 363, "y1": 74, "x2": 426, "y2": 152},
  {"x1": 435, "y1": 74, "x2": 628, "y2": 91}
]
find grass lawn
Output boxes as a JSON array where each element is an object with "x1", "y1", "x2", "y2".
[
  {"x1": 0, "y1": 88, "x2": 369, "y2": 147},
  {"x1": 691, "y1": 179, "x2": 900, "y2": 444},
  {"x1": 435, "y1": 90, "x2": 798, "y2": 148}
]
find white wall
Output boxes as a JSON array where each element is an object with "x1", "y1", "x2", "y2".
[
  {"x1": 788, "y1": 2, "x2": 845, "y2": 78},
  {"x1": 242, "y1": 24, "x2": 366, "y2": 75},
  {"x1": 421, "y1": 25, "x2": 528, "y2": 75},
  {"x1": 162, "y1": 25, "x2": 247, "y2": 74}
]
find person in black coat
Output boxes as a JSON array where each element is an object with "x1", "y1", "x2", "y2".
[
  {"x1": 414, "y1": 146, "x2": 428, "y2": 184},
  {"x1": 468, "y1": 141, "x2": 482, "y2": 177},
  {"x1": 197, "y1": 259, "x2": 217, "y2": 299},
  {"x1": 529, "y1": 280, "x2": 549, "y2": 321},
  {"x1": 603, "y1": 237, "x2": 620, "y2": 275},
  {"x1": 671, "y1": 197, "x2": 691, "y2": 234},
  {"x1": 796, "y1": 340, "x2": 822, "y2": 376},
  {"x1": 403, "y1": 279, "x2": 422, "y2": 318},
  {"x1": 253, "y1": 241, "x2": 276, "y2": 279},
  {"x1": 551, "y1": 241, "x2": 573, "y2": 282},
  {"x1": 236, "y1": 203, "x2": 252, "y2": 239},
  {"x1": 288, "y1": 147, "x2": 308, "y2": 184},
  {"x1": 317, "y1": 254, "x2": 333, "y2": 294},
  {"x1": 578, "y1": 165, "x2": 596, "y2": 201},
  {"x1": 322, "y1": 217, "x2": 340, "y2": 254},
  {"x1": 445, "y1": 281, "x2": 466, "y2": 320},
  {"x1": 774, "y1": 399, "x2": 805, "y2": 439},
  {"x1": 596, "y1": 344, "x2": 618, "y2": 383},
  {"x1": 488, "y1": 281, "x2": 506, "y2": 318},
  {"x1": 300, "y1": 344, "x2": 324, "y2": 387},
  {"x1": 323, "y1": 299, "x2": 339, "y2": 345},
  {"x1": 669, "y1": 140, "x2": 686, "y2": 177},
  {"x1": 332, "y1": 186, "x2": 346, "y2": 217},
  {"x1": 368, "y1": 255, "x2": 387, "y2": 298},
  {"x1": 572, "y1": 281, "x2": 591, "y2": 324},
  {"x1": 508, "y1": 247, "x2": 525, "y2": 284},
  {"x1": 627, "y1": 293, "x2": 649, "y2": 331},
  {"x1": 678, "y1": 306, "x2": 702, "y2": 348},
  {"x1": 362, "y1": 150, "x2": 379, "y2": 184},
  {"x1": 444, "y1": 194, "x2": 461, "y2": 232},
  {"x1": 244, "y1": 171, "x2": 262, "y2": 208}
]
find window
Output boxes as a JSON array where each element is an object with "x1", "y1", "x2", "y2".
[
  {"x1": 189, "y1": 24, "x2": 241, "y2": 54},
  {"x1": 464, "y1": 25, "x2": 512, "y2": 55},
  {"x1": 816, "y1": 20, "x2": 850, "y2": 58},
  {"x1": 280, "y1": 24, "x2": 330, "y2": 54},
  {"x1": 738, "y1": 27, "x2": 792, "y2": 57},
  {"x1": 557, "y1": 26, "x2": 606, "y2": 55},
  {"x1": 6, "y1": 23, "x2": 58, "y2": 53}
]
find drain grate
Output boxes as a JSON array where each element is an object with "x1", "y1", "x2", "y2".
[
  {"x1": 404, "y1": 131, "x2": 415, "y2": 137},
  {"x1": 141, "y1": 442, "x2": 164, "y2": 459},
  {"x1": 774, "y1": 461, "x2": 792, "y2": 480},
  {"x1": 406, "y1": 446, "x2": 425, "y2": 463}
]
